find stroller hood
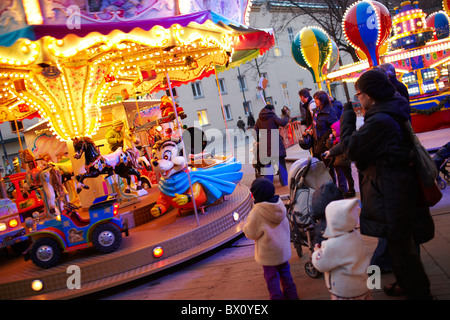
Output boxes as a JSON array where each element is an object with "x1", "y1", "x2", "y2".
[
  {"x1": 323, "y1": 199, "x2": 361, "y2": 238},
  {"x1": 288, "y1": 157, "x2": 332, "y2": 190}
]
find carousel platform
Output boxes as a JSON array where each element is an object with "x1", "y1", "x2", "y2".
[{"x1": 0, "y1": 184, "x2": 252, "y2": 300}]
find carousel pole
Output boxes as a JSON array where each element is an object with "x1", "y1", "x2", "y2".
[
  {"x1": 14, "y1": 119, "x2": 23, "y2": 151},
  {"x1": 212, "y1": 57, "x2": 234, "y2": 158},
  {"x1": 160, "y1": 48, "x2": 200, "y2": 227}
]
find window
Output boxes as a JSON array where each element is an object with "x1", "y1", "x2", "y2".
[
  {"x1": 265, "y1": 96, "x2": 274, "y2": 106},
  {"x1": 237, "y1": 75, "x2": 248, "y2": 92},
  {"x1": 218, "y1": 78, "x2": 227, "y2": 94},
  {"x1": 165, "y1": 87, "x2": 178, "y2": 97},
  {"x1": 281, "y1": 82, "x2": 292, "y2": 108},
  {"x1": 297, "y1": 80, "x2": 304, "y2": 90},
  {"x1": 243, "y1": 101, "x2": 252, "y2": 116},
  {"x1": 223, "y1": 104, "x2": 232, "y2": 121},
  {"x1": 287, "y1": 27, "x2": 295, "y2": 43},
  {"x1": 197, "y1": 109, "x2": 209, "y2": 126},
  {"x1": 191, "y1": 81, "x2": 204, "y2": 98}
]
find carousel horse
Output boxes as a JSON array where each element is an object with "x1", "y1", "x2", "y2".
[
  {"x1": 39, "y1": 152, "x2": 79, "y2": 206},
  {"x1": 72, "y1": 136, "x2": 143, "y2": 194},
  {"x1": 123, "y1": 126, "x2": 151, "y2": 171},
  {"x1": 18, "y1": 149, "x2": 69, "y2": 217},
  {"x1": 39, "y1": 152, "x2": 74, "y2": 184}
]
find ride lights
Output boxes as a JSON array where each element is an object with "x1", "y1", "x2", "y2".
[
  {"x1": 31, "y1": 279, "x2": 43, "y2": 292},
  {"x1": 152, "y1": 246, "x2": 164, "y2": 258},
  {"x1": 8, "y1": 218, "x2": 18, "y2": 228},
  {"x1": 232, "y1": 211, "x2": 240, "y2": 222},
  {"x1": 113, "y1": 203, "x2": 119, "y2": 216},
  {"x1": 0, "y1": 222, "x2": 6, "y2": 232}
]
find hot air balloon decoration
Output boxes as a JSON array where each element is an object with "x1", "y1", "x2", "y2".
[
  {"x1": 426, "y1": 11, "x2": 450, "y2": 40},
  {"x1": 322, "y1": 39, "x2": 339, "y2": 75},
  {"x1": 291, "y1": 26, "x2": 332, "y2": 89},
  {"x1": 342, "y1": 0, "x2": 392, "y2": 67}
]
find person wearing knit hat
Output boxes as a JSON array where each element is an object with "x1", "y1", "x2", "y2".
[
  {"x1": 339, "y1": 68, "x2": 434, "y2": 299},
  {"x1": 244, "y1": 178, "x2": 299, "y2": 300},
  {"x1": 105, "y1": 118, "x2": 125, "y2": 151}
]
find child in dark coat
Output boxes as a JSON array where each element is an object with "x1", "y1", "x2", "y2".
[{"x1": 310, "y1": 181, "x2": 344, "y2": 247}]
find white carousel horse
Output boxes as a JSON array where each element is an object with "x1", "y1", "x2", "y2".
[
  {"x1": 123, "y1": 126, "x2": 151, "y2": 170},
  {"x1": 19, "y1": 149, "x2": 69, "y2": 218},
  {"x1": 39, "y1": 152, "x2": 80, "y2": 206}
]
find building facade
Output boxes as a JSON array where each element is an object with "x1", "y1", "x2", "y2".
[{"x1": 154, "y1": 0, "x2": 356, "y2": 134}]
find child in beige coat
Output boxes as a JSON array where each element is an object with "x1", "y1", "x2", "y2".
[
  {"x1": 312, "y1": 198, "x2": 372, "y2": 300},
  {"x1": 244, "y1": 178, "x2": 298, "y2": 300}
]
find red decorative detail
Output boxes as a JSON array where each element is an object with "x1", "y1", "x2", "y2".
[
  {"x1": 411, "y1": 109, "x2": 450, "y2": 133},
  {"x1": 18, "y1": 103, "x2": 29, "y2": 113},
  {"x1": 141, "y1": 70, "x2": 157, "y2": 81},
  {"x1": 105, "y1": 73, "x2": 116, "y2": 82}
]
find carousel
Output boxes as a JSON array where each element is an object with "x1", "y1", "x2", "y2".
[
  {"x1": 0, "y1": 0, "x2": 274, "y2": 299},
  {"x1": 294, "y1": 0, "x2": 450, "y2": 133}
]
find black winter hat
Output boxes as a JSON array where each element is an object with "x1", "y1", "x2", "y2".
[
  {"x1": 311, "y1": 181, "x2": 343, "y2": 220},
  {"x1": 355, "y1": 69, "x2": 396, "y2": 101},
  {"x1": 251, "y1": 177, "x2": 275, "y2": 203}
]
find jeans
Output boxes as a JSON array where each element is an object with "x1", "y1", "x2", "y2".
[
  {"x1": 335, "y1": 165, "x2": 355, "y2": 193},
  {"x1": 262, "y1": 156, "x2": 288, "y2": 186},
  {"x1": 370, "y1": 238, "x2": 393, "y2": 271},
  {"x1": 263, "y1": 261, "x2": 298, "y2": 300}
]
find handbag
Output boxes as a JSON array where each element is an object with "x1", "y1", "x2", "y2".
[{"x1": 403, "y1": 120, "x2": 442, "y2": 207}]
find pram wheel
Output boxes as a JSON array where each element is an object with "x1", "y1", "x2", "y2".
[
  {"x1": 305, "y1": 261, "x2": 321, "y2": 278},
  {"x1": 437, "y1": 176, "x2": 447, "y2": 190}
]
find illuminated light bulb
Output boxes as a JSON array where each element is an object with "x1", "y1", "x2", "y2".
[
  {"x1": 31, "y1": 280, "x2": 43, "y2": 292},
  {"x1": 152, "y1": 246, "x2": 164, "y2": 258}
]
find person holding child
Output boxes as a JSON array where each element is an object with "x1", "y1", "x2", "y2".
[
  {"x1": 244, "y1": 177, "x2": 299, "y2": 300},
  {"x1": 339, "y1": 68, "x2": 434, "y2": 299},
  {"x1": 311, "y1": 198, "x2": 372, "y2": 300}
]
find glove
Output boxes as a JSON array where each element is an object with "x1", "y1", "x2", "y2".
[
  {"x1": 343, "y1": 101, "x2": 354, "y2": 112},
  {"x1": 173, "y1": 193, "x2": 190, "y2": 206}
]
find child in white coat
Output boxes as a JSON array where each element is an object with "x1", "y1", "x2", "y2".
[
  {"x1": 244, "y1": 178, "x2": 299, "y2": 300},
  {"x1": 311, "y1": 198, "x2": 372, "y2": 300}
]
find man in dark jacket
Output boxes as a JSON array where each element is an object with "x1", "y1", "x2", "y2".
[
  {"x1": 247, "y1": 112, "x2": 256, "y2": 128},
  {"x1": 378, "y1": 63, "x2": 411, "y2": 121},
  {"x1": 236, "y1": 116, "x2": 246, "y2": 140},
  {"x1": 340, "y1": 69, "x2": 433, "y2": 300},
  {"x1": 255, "y1": 105, "x2": 290, "y2": 186}
]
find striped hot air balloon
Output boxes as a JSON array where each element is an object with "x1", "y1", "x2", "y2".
[
  {"x1": 291, "y1": 26, "x2": 332, "y2": 88},
  {"x1": 342, "y1": 0, "x2": 391, "y2": 67}
]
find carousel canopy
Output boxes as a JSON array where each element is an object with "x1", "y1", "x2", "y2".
[{"x1": 0, "y1": 0, "x2": 274, "y2": 140}]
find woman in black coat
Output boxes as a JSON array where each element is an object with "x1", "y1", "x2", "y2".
[
  {"x1": 255, "y1": 104, "x2": 290, "y2": 186},
  {"x1": 340, "y1": 69, "x2": 433, "y2": 300}
]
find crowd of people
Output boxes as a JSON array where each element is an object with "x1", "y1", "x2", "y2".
[{"x1": 244, "y1": 63, "x2": 436, "y2": 300}]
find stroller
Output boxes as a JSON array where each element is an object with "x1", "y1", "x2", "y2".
[
  {"x1": 286, "y1": 157, "x2": 333, "y2": 278},
  {"x1": 433, "y1": 141, "x2": 450, "y2": 190}
]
